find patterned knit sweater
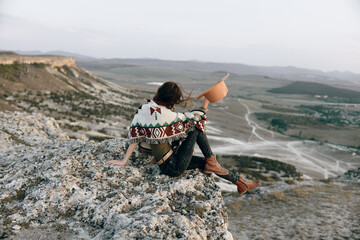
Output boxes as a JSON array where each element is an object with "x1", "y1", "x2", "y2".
[{"x1": 127, "y1": 100, "x2": 206, "y2": 145}]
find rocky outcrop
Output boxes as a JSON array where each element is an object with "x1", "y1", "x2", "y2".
[
  {"x1": 0, "y1": 54, "x2": 75, "y2": 67},
  {"x1": 0, "y1": 111, "x2": 69, "y2": 152},
  {"x1": 0, "y1": 54, "x2": 139, "y2": 140},
  {"x1": 0, "y1": 112, "x2": 233, "y2": 239}
]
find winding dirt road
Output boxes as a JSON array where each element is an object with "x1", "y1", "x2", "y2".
[{"x1": 207, "y1": 99, "x2": 359, "y2": 179}]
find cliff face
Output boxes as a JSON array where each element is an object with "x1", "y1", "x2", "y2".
[
  {"x1": 0, "y1": 53, "x2": 141, "y2": 141},
  {"x1": 0, "y1": 54, "x2": 75, "y2": 67},
  {"x1": 0, "y1": 111, "x2": 233, "y2": 240}
]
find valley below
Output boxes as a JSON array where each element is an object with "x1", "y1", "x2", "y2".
[
  {"x1": 78, "y1": 58, "x2": 359, "y2": 180},
  {"x1": 1, "y1": 53, "x2": 359, "y2": 239},
  {"x1": 78, "y1": 58, "x2": 360, "y2": 239}
]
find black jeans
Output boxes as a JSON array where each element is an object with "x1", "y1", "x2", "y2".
[{"x1": 159, "y1": 128, "x2": 239, "y2": 183}]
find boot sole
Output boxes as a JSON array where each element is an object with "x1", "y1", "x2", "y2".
[{"x1": 238, "y1": 190, "x2": 247, "y2": 196}]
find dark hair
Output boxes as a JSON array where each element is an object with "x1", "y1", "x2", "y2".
[{"x1": 153, "y1": 82, "x2": 192, "y2": 110}]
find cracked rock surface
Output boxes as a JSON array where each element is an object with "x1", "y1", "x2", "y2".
[{"x1": 0, "y1": 111, "x2": 233, "y2": 239}]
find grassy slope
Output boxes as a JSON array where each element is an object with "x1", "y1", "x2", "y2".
[
  {"x1": 268, "y1": 81, "x2": 360, "y2": 99},
  {"x1": 0, "y1": 62, "x2": 141, "y2": 140}
]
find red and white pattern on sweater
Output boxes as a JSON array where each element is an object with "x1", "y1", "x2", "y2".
[
  {"x1": 129, "y1": 116, "x2": 206, "y2": 140},
  {"x1": 128, "y1": 101, "x2": 207, "y2": 142}
]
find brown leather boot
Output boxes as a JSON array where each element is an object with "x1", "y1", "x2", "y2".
[
  {"x1": 235, "y1": 178, "x2": 248, "y2": 195},
  {"x1": 204, "y1": 155, "x2": 229, "y2": 175},
  {"x1": 240, "y1": 177, "x2": 261, "y2": 189}
]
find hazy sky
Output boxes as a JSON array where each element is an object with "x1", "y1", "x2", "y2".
[{"x1": 1, "y1": 0, "x2": 359, "y2": 72}]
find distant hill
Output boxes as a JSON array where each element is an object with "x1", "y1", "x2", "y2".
[
  {"x1": 0, "y1": 51, "x2": 18, "y2": 55},
  {"x1": 268, "y1": 81, "x2": 360, "y2": 100},
  {"x1": 10, "y1": 50, "x2": 96, "y2": 60},
  {"x1": 78, "y1": 58, "x2": 360, "y2": 87},
  {"x1": 5, "y1": 50, "x2": 360, "y2": 87}
]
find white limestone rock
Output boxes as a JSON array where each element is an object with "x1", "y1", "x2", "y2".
[
  {"x1": 0, "y1": 111, "x2": 233, "y2": 239},
  {"x1": 0, "y1": 111, "x2": 69, "y2": 147}
]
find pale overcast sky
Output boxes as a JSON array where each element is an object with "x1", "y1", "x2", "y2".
[{"x1": 0, "y1": 0, "x2": 359, "y2": 72}]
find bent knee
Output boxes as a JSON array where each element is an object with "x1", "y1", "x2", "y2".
[{"x1": 169, "y1": 170, "x2": 184, "y2": 177}]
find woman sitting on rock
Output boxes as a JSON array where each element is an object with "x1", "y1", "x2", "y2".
[{"x1": 106, "y1": 82, "x2": 260, "y2": 195}]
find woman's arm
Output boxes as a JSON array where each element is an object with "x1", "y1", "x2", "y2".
[
  {"x1": 106, "y1": 142, "x2": 139, "y2": 166},
  {"x1": 201, "y1": 98, "x2": 209, "y2": 111}
]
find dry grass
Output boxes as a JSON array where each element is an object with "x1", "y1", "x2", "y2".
[
  {"x1": 224, "y1": 199, "x2": 244, "y2": 216},
  {"x1": 0, "y1": 99, "x2": 19, "y2": 111},
  {"x1": 291, "y1": 186, "x2": 317, "y2": 197},
  {"x1": 269, "y1": 191, "x2": 290, "y2": 202}
]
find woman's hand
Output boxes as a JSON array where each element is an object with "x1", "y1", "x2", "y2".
[
  {"x1": 105, "y1": 142, "x2": 139, "y2": 167},
  {"x1": 106, "y1": 160, "x2": 127, "y2": 166}
]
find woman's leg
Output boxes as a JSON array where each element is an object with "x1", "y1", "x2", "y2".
[
  {"x1": 186, "y1": 155, "x2": 206, "y2": 170},
  {"x1": 181, "y1": 155, "x2": 248, "y2": 186},
  {"x1": 194, "y1": 129, "x2": 213, "y2": 158},
  {"x1": 161, "y1": 128, "x2": 203, "y2": 176},
  {"x1": 185, "y1": 157, "x2": 259, "y2": 195},
  {"x1": 215, "y1": 172, "x2": 239, "y2": 183},
  {"x1": 187, "y1": 129, "x2": 261, "y2": 193},
  {"x1": 161, "y1": 128, "x2": 261, "y2": 194},
  {"x1": 172, "y1": 128, "x2": 205, "y2": 172},
  {"x1": 163, "y1": 128, "x2": 225, "y2": 176}
]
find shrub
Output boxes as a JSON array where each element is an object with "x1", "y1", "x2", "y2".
[{"x1": 271, "y1": 118, "x2": 288, "y2": 130}]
